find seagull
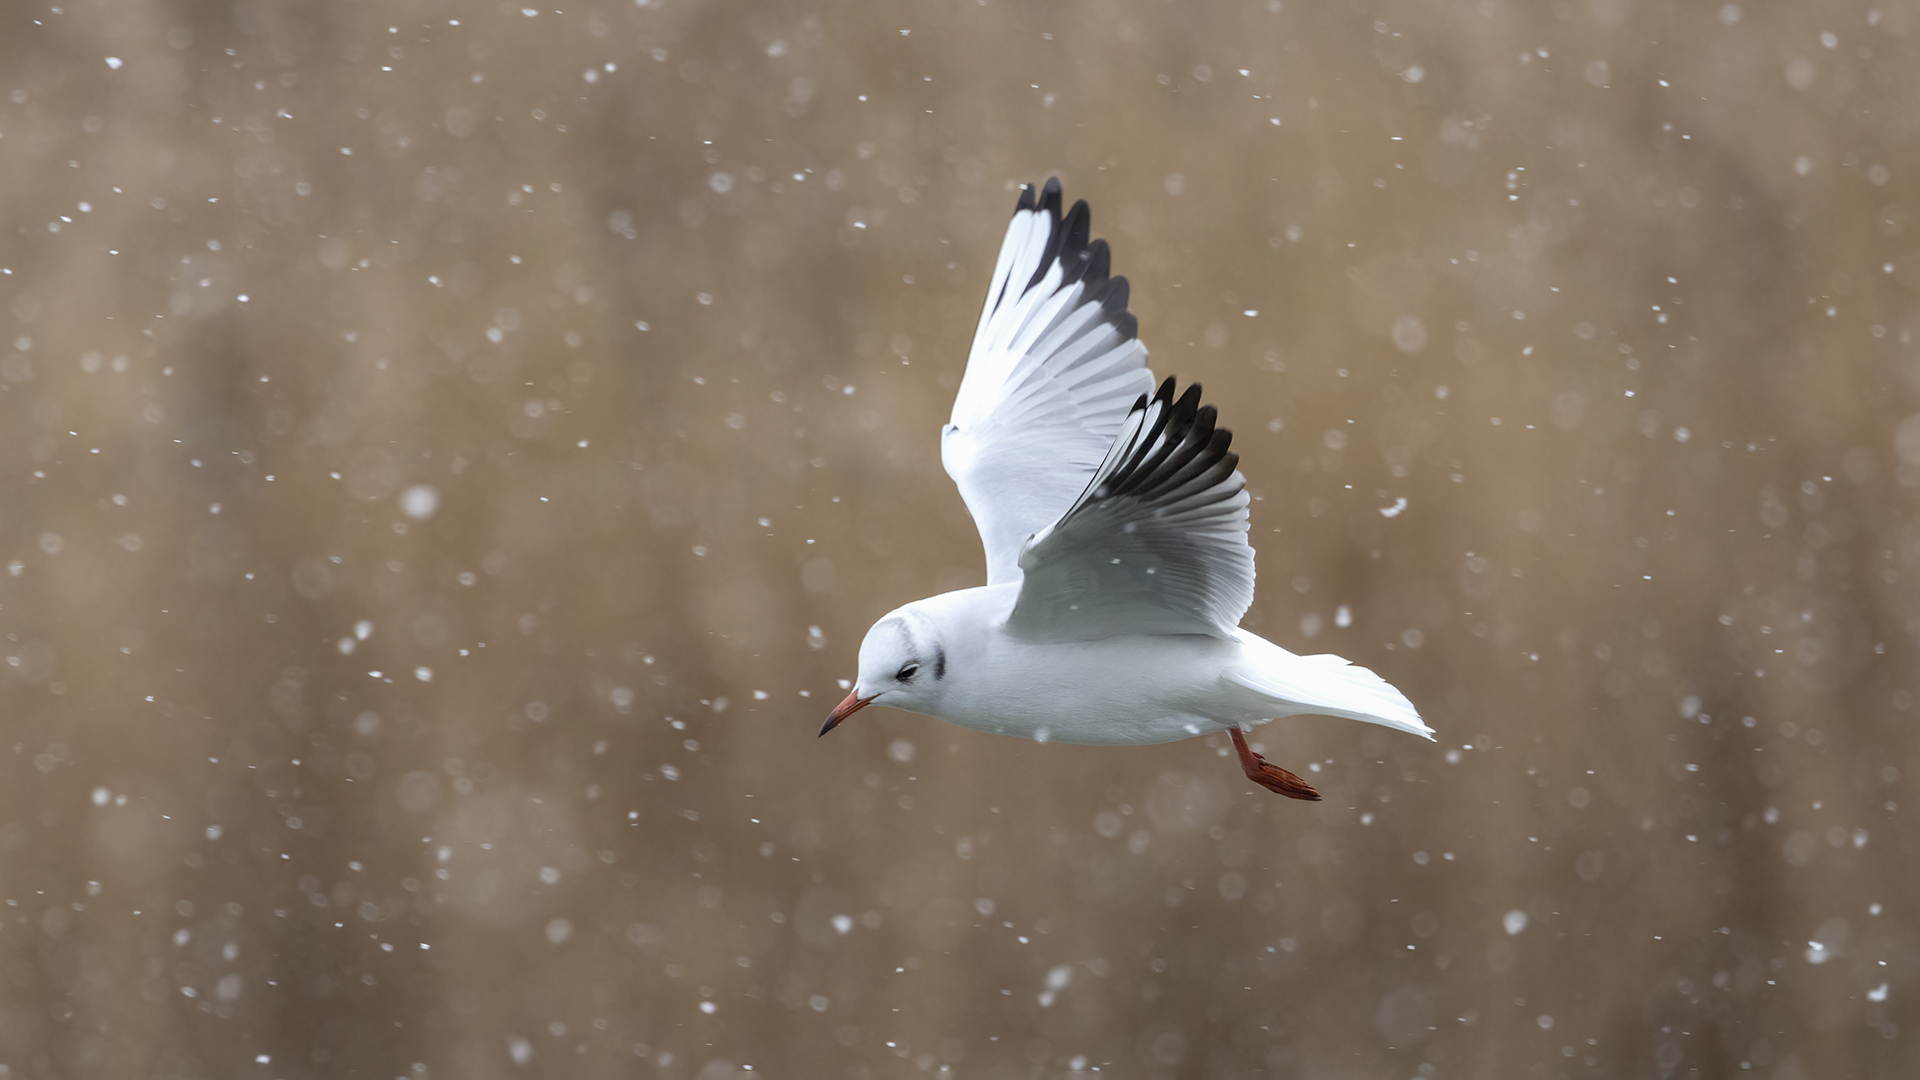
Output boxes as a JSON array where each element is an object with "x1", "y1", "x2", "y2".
[{"x1": 820, "y1": 178, "x2": 1431, "y2": 799}]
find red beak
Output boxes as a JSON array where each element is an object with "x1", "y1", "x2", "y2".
[{"x1": 819, "y1": 690, "x2": 873, "y2": 737}]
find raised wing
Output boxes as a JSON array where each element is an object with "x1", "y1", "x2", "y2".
[
  {"x1": 942, "y1": 179, "x2": 1155, "y2": 585},
  {"x1": 1004, "y1": 378, "x2": 1254, "y2": 642}
]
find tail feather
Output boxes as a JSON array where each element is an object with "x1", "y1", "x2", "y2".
[{"x1": 1228, "y1": 634, "x2": 1433, "y2": 740}]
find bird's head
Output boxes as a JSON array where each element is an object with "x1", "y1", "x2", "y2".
[{"x1": 819, "y1": 605, "x2": 947, "y2": 736}]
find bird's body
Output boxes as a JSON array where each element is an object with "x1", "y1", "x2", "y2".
[
  {"x1": 823, "y1": 178, "x2": 1431, "y2": 797},
  {"x1": 878, "y1": 583, "x2": 1429, "y2": 748}
]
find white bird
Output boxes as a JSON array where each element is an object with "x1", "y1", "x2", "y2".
[{"x1": 821, "y1": 178, "x2": 1431, "y2": 799}]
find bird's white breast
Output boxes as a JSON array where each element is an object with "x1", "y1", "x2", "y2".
[{"x1": 912, "y1": 585, "x2": 1256, "y2": 746}]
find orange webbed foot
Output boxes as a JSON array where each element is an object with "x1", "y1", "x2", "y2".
[{"x1": 1229, "y1": 726, "x2": 1322, "y2": 801}]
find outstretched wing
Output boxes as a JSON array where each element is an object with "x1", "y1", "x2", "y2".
[
  {"x1": 942, "y1": 179, "x2": 1155, "y2": 585},
  {"x1": 1004, "y1": 378, "x2": 1255, "y2": 642}
]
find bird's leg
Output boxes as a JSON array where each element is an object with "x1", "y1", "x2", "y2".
[{"x1": 1229, "y1": 726, "x2": 1321, "y2": 801}]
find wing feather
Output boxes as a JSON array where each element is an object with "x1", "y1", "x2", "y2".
[
  {"x1": 1004, "y1": 378, "x2": 1256, "y2": 641},
  {"x1": 943, "y1": 179, "x2": 1155, "y2": 584}
]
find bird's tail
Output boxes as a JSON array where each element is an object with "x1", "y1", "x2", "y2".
[{"x1": 1226, "y1": 633, "x2": 1433, "y2": 740}]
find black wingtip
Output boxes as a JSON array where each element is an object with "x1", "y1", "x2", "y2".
[
  {"x1": 1027, "y1": 185, "x2": 1073, "y2": 291},
  {"x1": 1082, "y1": 239, "x2": 1112, "y2": 286},
  {"x1": 1058, "y1": 201, "x2": 1094, "y2": 285},
  {"x1": 1038, "y1": 177, "x2": 1063, "y2": 218},
  {"x1": 1063, "y1": 200, "x2": 1091, "y2": 250},
  {"x1": 1192, "y1": 404, "x2": 1219, "y2": 443},
  {"x1": 999, "y1": 178, "x2": 1141, "y2": 344},
  {"x1": 1097, "y1": 375, "x2": 1250, "y2": 503},
  {"x1": 1013, "y1": 177, "x2": 1065, "y2": 214}
]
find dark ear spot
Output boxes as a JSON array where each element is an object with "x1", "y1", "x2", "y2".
[{"x1": 933, "y1": 645, "x2": 947, "y2": 681}]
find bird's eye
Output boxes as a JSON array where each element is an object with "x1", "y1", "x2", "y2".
[{"x1": 897, "y1": 663, "x2": 919, "y2": 681}]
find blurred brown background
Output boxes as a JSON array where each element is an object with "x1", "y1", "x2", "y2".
[{"x1": 2, "y1": 0, "x2": 1916, "y2": 1077}]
